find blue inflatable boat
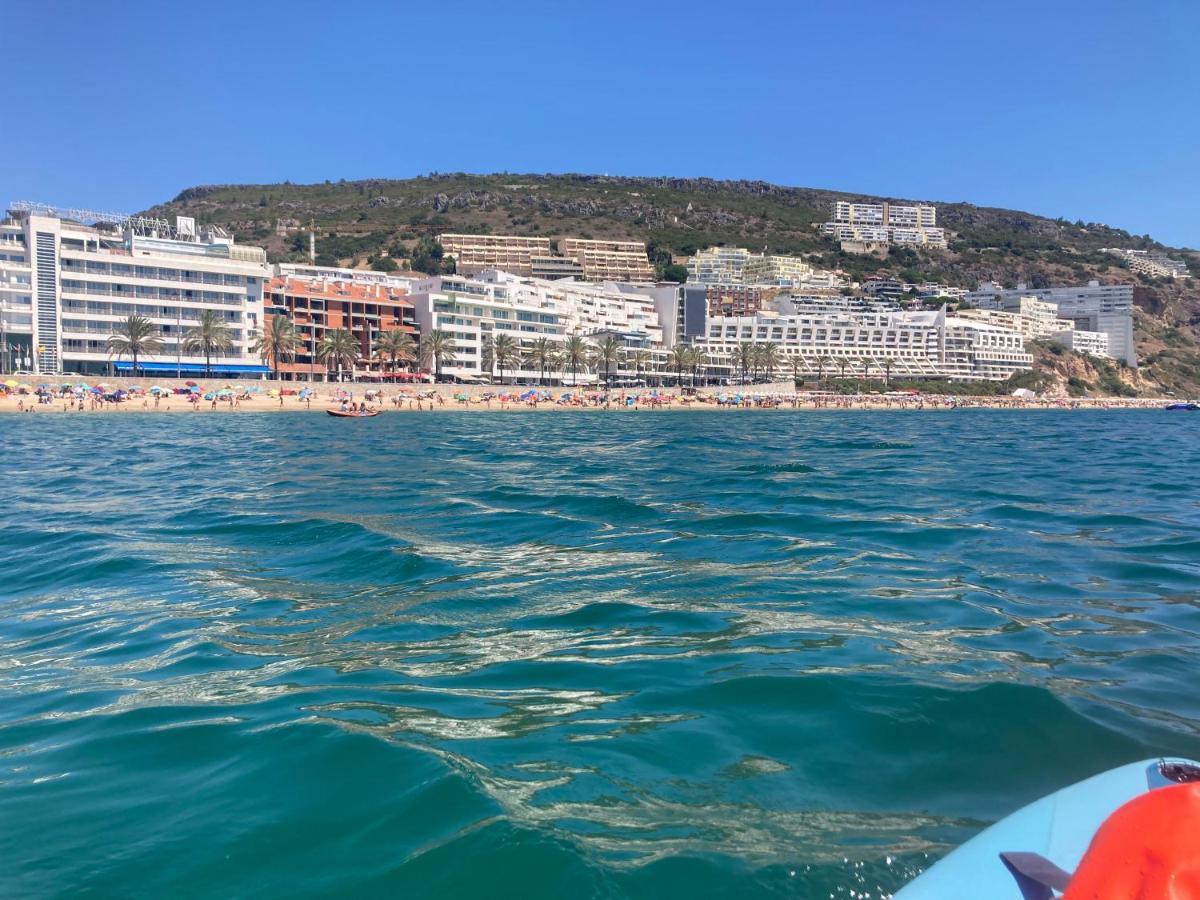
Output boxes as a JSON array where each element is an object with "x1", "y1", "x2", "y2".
[{"x1": 895, "y1": 757, "x2": 1200, "y2": 898}]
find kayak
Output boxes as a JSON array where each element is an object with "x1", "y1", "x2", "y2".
[
  {"x1": 326, "y1": 409, "x2": 380, "y2": 418},
  {"x1": 896, "y1": 757, "x2": 1200, "y2": 898}
]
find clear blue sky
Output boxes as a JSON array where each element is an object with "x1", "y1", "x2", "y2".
[{"x1": 6, "y1": 0, "x2": 1199, "y2": 247}]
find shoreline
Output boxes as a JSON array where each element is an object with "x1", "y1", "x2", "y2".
[{"x1": 1, "y1": 375, "x2": 1184, "y2": 415}]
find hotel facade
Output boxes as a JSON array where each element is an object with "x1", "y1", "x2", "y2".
[
  {"x1": 1, "y1": 203, "x2": 270, "y2": 376},
  {"x1": 695, "y1": 306, "x2": 1032, "y2": 381}
]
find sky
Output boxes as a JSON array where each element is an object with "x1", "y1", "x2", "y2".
[{"x1": 5, "y1": 0, "x2": 1199, "y2": 247}]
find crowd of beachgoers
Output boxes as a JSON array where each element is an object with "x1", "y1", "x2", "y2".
[{"x1": 0, "y1": 376, "x2": 1181, "y2": 414}]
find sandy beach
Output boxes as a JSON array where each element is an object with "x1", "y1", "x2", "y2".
[{"x1": 0, "y1": 376, "x2": 1177, "y2": 415}]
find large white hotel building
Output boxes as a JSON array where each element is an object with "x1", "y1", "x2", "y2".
[
  {"x1": 696, "y1": 304, "x2": 1032, "y2": 381},
  {"x1": 0, "y1": 203, "x2": 271, "y2": 377}
]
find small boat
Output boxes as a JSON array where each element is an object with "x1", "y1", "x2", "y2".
[
  {"x1": 896, "y1": 757, "x2": 1200, "y2": 898},
  {"x1": 326, "y1": 408, "x2": 380, "y2": 418},
  {"x1": 1165, "y1": 402, "x2": 1199, "y2": 411}
]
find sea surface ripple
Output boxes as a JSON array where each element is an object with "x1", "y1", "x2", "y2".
[{"x1": 1, "y1": 410, "x2": 1198, "y2": 897}]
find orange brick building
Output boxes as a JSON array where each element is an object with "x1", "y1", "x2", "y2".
[{"x1": 264, "y1": 276, "x2": 418, "y2": 379}]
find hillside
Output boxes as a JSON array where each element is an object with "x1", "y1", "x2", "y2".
[{"x1": 144, "y1": 173, "x2": 1200, "y2": 396}]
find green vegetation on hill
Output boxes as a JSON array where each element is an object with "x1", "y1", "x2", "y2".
[{"x1": 143, "y1": 172, "x2": 1200, "y2": 396}]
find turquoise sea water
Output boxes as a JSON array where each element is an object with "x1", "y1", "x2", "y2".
[{"x1": 2, "y1": 410, "x2": 1199, "y2": 898}]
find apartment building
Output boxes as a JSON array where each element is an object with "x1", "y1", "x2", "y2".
[
  {"x1": 560, "y1": 238, "x2": 655, "y2": 282},
  {"x1": 695, "y1": 306, "x2": 1031, "y2": 381},
  {"x1": 704, "y1": 284, "x2": 778, "y2": 317},
  {"x1": 822, "y1": 201, "x2": 948, "y2": 249},
  {"x1": 406, "y1": 274, "x2": 568, "y2": 381},
  {"x1": 687, "y1": 247, "x2": 753, "y2": 283},
  {"x1": 2, "y1": 203, "x2": 269, "y2": 376},
  {"x1": 1050, "y1": 328, "x2": 1111, "y2": 358},
  {"x1": 965, "y1": 280, "x2": 1137, "y2": 367},
  {"x1": 263, "y1": 276, "x2": 417, "y2": 379},
  {"x1": 1103, "y1": 248, "x2": 1190, "y2": 279},
  {"x1": 405, "y1": 270, "x2": 663, "y2": 381},
  {"x1": 956, "y1": 297, "x2": 1075, "y2": 342},
  {"x1": 530, "y1": 256, "x2": 584, "y2": 281},
  {"x1": 439, "y1": 234, "x2": 552, "y2": 276},
  {"x1": 0, "y1": 227, "x2": 34, "y2": 372}
]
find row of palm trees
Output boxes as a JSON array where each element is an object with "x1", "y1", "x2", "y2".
[
  {"x1": 105, "y1": 313, "x2": 898, "y2": 386},
  {"x1": 106, "y1": 311, "x2": 235, "y2": 377}
]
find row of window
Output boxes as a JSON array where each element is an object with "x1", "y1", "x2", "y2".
[
  {"x1": 60, "y1": 258, "x2": 260, "y2": 287},
  {"x1": 61, "y1": 280, "x2": 250, "y2": 306}
]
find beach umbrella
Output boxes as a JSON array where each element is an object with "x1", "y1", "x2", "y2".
[
  {"x1": 149, "y1": 386, "x2": 163, "y2": 394},
  {"x1": 185, "y1": 380, "x2": 198, "y2": 387},
  {"x1": 90, "y1": 386, "x2": 102, "y2": 393},
  {"x1": 188, "y1": 385, "x2": 201, "y2": 393},
  {"x1": 3, "y1": 379, "x2": 16, "y2": 388}
]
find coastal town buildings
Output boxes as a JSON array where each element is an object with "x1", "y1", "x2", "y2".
[
  {"x1": 560, "y1": 238, "x2": 655, "y2": 282},
  {"x1": 439, "y1": 234, "x2": 655, "y2": 282},
  {"x1": 704, "y1": 284, "x2": 778, "y2": 318},
  {"x1": 686, "y1": 246, "x2": 840, "y2": 290},
  {"x1": 263, "y1": 276, "x2": 417, "y2": 379},
  {"x1": 687, "y1": 247, "x2": 752, "y2": 284},
  {"x1": 822, "y1": 201, "x2": 948, "y2": 251},
  {"x1": 1102, "y1": 248, "x2": 1190, "y2": 280},
  {"x1": 439, "y1": 234, "x2": 552, "y2": 277},
  {"x1": 695, "y1": 305, "x2": 1031, "y2": 381},
  {"x1": 405, "y1": 270, "x2": 664, "y2": 382},
  {"x1": 1, "y1": 203, "x2": 270, "y2": 376},
  {"x1": 965, "y1": 280, "x2": 1137, "y2": 367}
]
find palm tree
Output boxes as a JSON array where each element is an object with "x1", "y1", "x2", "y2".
[
  {"x1": 489, "y1": 333, "x2": 520, "y2": 384},
  {"x1": 526, "y1": 337, "x2": 556, "y2": 386},
  {"x1": 107, "y1": 314, "x2": 164, "y2": 378},
  {"x1": 736, "y1": 341, "x2": 755, "y2": 384},
  {"x1": 882, "y1": 357, "x2": 893, "y2": 386},
  {"x1": 670, "y1": 345, "x2": 690, "y2": 387},
  {"x1": 423, "y1": 329, "x2": 457, "y2": 382},
  {"x1": 590, "y1": 334, "x2": 624, "y2": 387},
  {"x1": 562, "y1": 334, "x2": 589, "y2": 386},
  {"x1": 757, "y1": 342, "x2": 781, "y2": 381},
  {"x1": 316, "y1": 328, "x2": 360, "y2": 381},
  {"x1": 373, "y1": 329, "x2": 416, "y2": 382},
  {"x1": 816, "y1": 355, "x2": 832, "y2": 384},
  {"x1": 253, "y1": 315, "x2": 302, "y2": 379},
  {"x1": 630, "y1": 349, "x2": 651, "y2": 384},
  {"x1": 860, "y1": 356, "x2": 874, "y2": 386},
  {"x1": 837, "y1": 357, "x2": 849, "y2": 380},
  {"x1": 182, "y1": 309, "x2": 233, "y2": 378},
  {"x1": 686, "y1": 346, "x2": 706, "y2": 387},
  {"x1": 790, "y1": 354, "x2": 805, "y2": 388}
]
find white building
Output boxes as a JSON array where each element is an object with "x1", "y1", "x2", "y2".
[
  {"x1": 2, "y1": 203, "x2": 270, "y2": 377},
  {"x1": 687, "y1": 247, "x2": 753, "y2": 284},
  {"x1": 965, "y1": 280, "x2": 1137, "y2": 367},
  {"x1": 1050, "y1": 328, "x2": 1110, "y2": 358},
  {"x1": 823, "y1": 201, "x2": 947, "y2": 248},
  {"x1": 696, "y1": 306, "x2": 1031, "y2": 381},
  {"x1": 0, "y1": 229, "x2": 34, "y2": 372},
  {"x1": 957, "y1": 297, "x2": 1076, "y2": 342},
  {"x1": 1102, "y1": 248, "x2": 1190, "y2": 279},
  {"x1": 405, "y1": 270, "x2": 664, "y2": 382}
]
